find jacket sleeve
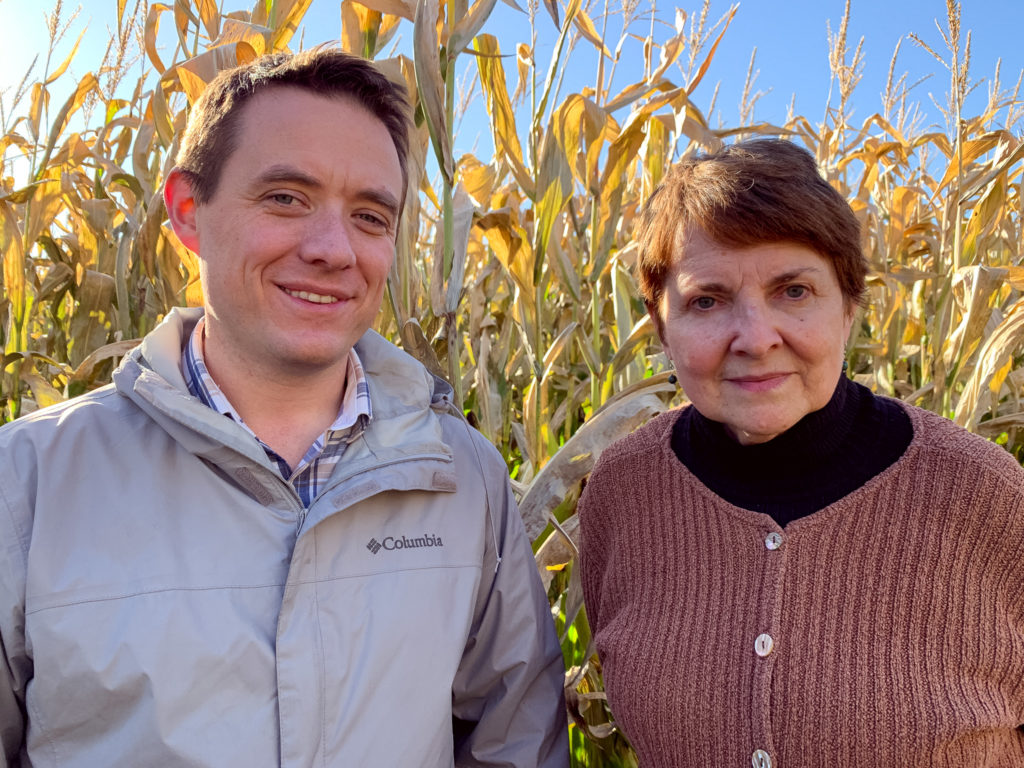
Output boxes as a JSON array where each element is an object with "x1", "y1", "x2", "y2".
[
  {"x1": 0, "y1": 476, "x2": 29, "y2": 767},
  {"x1": 450, "y1": 434, "x2": 569, "y2": 768}
]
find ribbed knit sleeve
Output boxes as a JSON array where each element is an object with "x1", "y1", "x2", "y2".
[{"x1": 578, "y1": 404, "x2": 1024, "y2": 768}]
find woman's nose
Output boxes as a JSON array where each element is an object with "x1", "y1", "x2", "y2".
[{"x1": 728, "y1": 302, "x2": 783, "y2": 357}]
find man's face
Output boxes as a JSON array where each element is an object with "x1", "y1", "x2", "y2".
[{"x1": 169, "y1": 86, "x2": 403, "y2": 381}]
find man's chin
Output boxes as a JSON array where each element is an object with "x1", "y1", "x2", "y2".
[{"x1": 262, "y1": 342, "x2": 355, "y2": 379}]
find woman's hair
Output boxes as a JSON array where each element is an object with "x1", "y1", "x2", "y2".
[
  {"x1": 174, "y1": 47, "x2": 411, "y2": 206},
  {"x1": 635, "y1": 138, "x2": 867, "y2": 314}
]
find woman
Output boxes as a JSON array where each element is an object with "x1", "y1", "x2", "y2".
[{"x1": 578, "y1": 139, "x2": 1024, "y2": 767}]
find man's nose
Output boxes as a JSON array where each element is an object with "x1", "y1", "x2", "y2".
[
  {"x1": 728, "y1": 301, "x2": 783, "y2": 357},
  {"x1": 298, "y1": 210, "x2": 357, "y2": 268}
]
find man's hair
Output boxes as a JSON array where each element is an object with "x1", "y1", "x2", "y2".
[
  {"x1": 635, "y1": 138, "x2": 867, "y2": 315},
  {"x1": 174, "y1": 47, "x2": 411, "y2": 206}
]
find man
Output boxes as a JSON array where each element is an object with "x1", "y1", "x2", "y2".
[{"x1": 0, "y1": 48, "x2": 568, "y2": 767}]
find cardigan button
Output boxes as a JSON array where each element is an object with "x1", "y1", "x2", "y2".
[
  {"x1": 765, "y1": 532, "x2": 783, "y2": 550},
  {"x1": 754, "y1": 633, "x2": 775, "y2": 657},
  {"x1": 752, "y1": 749, "x2": 772, "y2": 767}
]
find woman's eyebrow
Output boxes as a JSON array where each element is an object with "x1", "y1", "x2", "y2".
[
  {"x1": 689, "y1": 280, "x2": 731, "y2": 293},
  {"x1": 767, "y1": 266, "x2": 824, "y2": 287}
]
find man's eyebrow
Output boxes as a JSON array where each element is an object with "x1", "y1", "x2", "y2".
[
  {"x1": 253, "y1": 165, "x2": 322, "y2": 189},
  {"x1": 358, "y1": 188, "x2": 401, "y2": 219}
]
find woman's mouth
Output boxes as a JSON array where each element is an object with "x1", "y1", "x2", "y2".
[{"x1": 726, "y1": 373, "x2": 791, "y2": 392}]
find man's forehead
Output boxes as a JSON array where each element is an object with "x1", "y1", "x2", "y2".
[{"x1": 225, "y1": 90, "x2": 402, "y2": 180}]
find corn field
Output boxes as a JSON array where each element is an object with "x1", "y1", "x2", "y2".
[{"x1": 1, "y1": 0, "x2": 1022, "y2": 764}]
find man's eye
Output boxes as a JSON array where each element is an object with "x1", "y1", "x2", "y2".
[
  {"x1": 784, "y1": 285, "x2": 808, "y2": 299},
  {"x1": 692, "y1": 296, "x2": 716, "y2": 310},
  {"x1": 269, "y1": 193, "x2": 298, "y2": 206},
  {"x1": 357, "y1": 212, "x2": 389, "y2": 229}
]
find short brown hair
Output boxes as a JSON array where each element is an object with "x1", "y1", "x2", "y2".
[
  {"x1": 174, "y1": 47, "x2": 411, "y2": 206},
  {"x1": 636, "y1": 138, "x2": 867, "y2": 314}
]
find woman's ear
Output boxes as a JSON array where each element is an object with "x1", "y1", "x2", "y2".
[
  {"x1": 163, "y1": 169, "x2": 200, "y2": 253},
  {"x1": 843, "y1": 302, "x2": 857, "y2": 339},
  {"x1": 648, "y1": 304, "x2": 679, "y2": 383},
  {"x1": 647, "y1": 303, "x2": 668, "y2": 355}
]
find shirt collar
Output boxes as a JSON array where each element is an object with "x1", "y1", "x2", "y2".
[{"x1": 181, "y1": 314, "x2": 372, "y2": 437}]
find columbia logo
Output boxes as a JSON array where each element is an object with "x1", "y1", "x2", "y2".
[{"x1": 366, "y1": 533, "x2": 444, "y2": 554}]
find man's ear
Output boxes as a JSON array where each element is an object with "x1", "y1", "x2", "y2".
[{"x1": 164, "y1": 168, "x2": 200, "y2": 253}]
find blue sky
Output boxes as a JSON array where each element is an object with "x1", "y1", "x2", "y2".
[{"x1": 2, "y1": 0, "x2": 1022, "y2": 158}]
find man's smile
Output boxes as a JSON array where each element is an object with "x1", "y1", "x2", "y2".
[{"x1": 281, "y1": 286, "x2": 342, "y2": 304}]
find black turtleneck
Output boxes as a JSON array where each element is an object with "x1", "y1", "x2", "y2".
[{"x1": 670, "y1": 375, "x2": 914, "y2": 527}]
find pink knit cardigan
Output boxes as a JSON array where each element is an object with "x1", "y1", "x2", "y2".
[{"x1": 579, "y1": 403, "x2": 1024, "y2": 767}]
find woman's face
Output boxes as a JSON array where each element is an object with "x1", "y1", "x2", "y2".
[{"x1": 653, "y1": 231, "x2": 855, "y2": 445}]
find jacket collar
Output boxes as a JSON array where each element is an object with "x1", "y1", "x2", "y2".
[{"x1": 112, "y1": 308, "x2": 456, "y2": 510}]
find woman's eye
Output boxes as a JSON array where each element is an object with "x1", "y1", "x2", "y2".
[
  {"x1": 692, "y1": 296, "x2": 717, "y2": 310},
  {"x1": 784, "y1": 285, "x2": 808, "y2": 299}
]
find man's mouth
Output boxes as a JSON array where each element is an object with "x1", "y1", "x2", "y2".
[{"x1": 283, "y1": 288, "x2": 340, "y2": 304}]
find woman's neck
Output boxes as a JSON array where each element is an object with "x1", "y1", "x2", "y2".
[{"x1": 671, "y1": 377, "x2": 913, "y2": 526}]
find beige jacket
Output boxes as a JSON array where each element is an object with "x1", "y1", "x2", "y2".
[{"x1": 0, "y1": 308, "x2": 568, "y2": 767}]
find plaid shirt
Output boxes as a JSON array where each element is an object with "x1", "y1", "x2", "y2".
[{"x1": 182, "y1": 317, "x2": 371, "y2": 508}]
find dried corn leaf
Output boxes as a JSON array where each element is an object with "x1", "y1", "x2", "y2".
[
  {"x1": 341, "y1": 1, "x2": 379, "y2": 57},
  {"x1": 24, "y1": 176, "x2": 62, "y2": 246},
  {"x1": 474, "y1": 35, "x2": 529, "y2": 190},
  {"x1": 398, "y1": 317, "x2": 447, "y2": 379},
  {"x1": 443, "y1": 184, "x2": 476, "y2": 312},
  {"x1": 196, "y1": 0, "x2": 221, "y2": 39},
  {"x1": 177, "y1": 43, "x2": 258, "y2": 104},
  {"x1": 353, "y1": 0, "x2": 416, "y2": 21},
  {"x1": 161, "y1": 224, "x2": 204, "y2": 306},
  {"x1": 44, "y1": 27, "x2": 87, "y2": 86},
  {"x1": 414, "y1": 0, "x2": 453, "y2": 184},
  {"x1": 71, "y1": 340, "x2": 142, "y2": 384},
  {"x1": 269, "y1": 0, "x2": 314, "y2": 50},
  {"x1": 212, "y1": 18, "x2": 271, "y2": 54},
  {"x1": 0, "y1": 201, "x2": 26, "y2": 319},
  {"x1": 933, "y1": 134, "x2": 1001, "y2": 195},
  {"x1": 23, "y1": 372, "x2": 64, "y2": 409},
  {"x1": 28, "y1": 83, "x2": 48, "y2": 142},
  {"x1": 943, "y1": 265, "x2": 1005, "y2": 368},
  {"x1": 173, "y1": 0, "x2": 198, "y2": 55},
  {"x1": 535, "y1": 512, "x2": 579, "y2": 577},
  {"x1": 176, "y1": 67, "x2": 208, "y2": 106},
  {"x1": 475, "y1": 208, "x2": 531, "y2": 296},
  {"x1": 954, "y1": 298, "x2": 1024, "y2": 430},
  {"x1": 68, "y1": 270, "x2": 116, "y2": 368},
  {"x1": 460, "y1": 155, "x2": 497, "y2": 207},
  {"x1": 518, "y1": 389, "x2": 666, "y2": 539},
  {"x1": 685, "y1": 4, "x2": 737, "y2": 94},
  {"x1": 958, "y1": 140, "x2": 1024, "y2": 203},
  {"x1": 449, "y1": 0, "x2": 499, "y2": 56},
  {"x1": 571, "y1": 5, "x2": 611, "y2": 58}
]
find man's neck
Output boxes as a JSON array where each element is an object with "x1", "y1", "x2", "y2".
[{"x1": 202, "y1": 335, "x2": 348, "y2": 469}]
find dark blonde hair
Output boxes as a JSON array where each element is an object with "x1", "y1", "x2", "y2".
[
  {"x1": 636, "y1": 139, "x2": 867, "y2": 315},
  {"x1": 174, "y1": 47, "x2": 410, "y2": 206}
]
